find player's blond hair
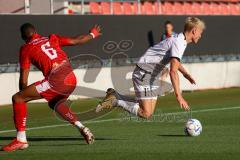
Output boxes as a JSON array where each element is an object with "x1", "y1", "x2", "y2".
[{"x1": 184, "y1": 17, "x2": 205, "y2": 32}]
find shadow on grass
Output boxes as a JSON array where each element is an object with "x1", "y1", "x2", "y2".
[
  {"x1": 0, "y1": 136, "x2": 124, "y2": 141},
  {"x1": 158, "y1": 134, "x2": 188, "y2": 137}
]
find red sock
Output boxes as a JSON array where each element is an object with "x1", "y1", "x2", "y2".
[
  {"x1": 13, "y1": 102, "x2": 27, "y2": 131},
  {"x1": 54, "y1": 102, "x2": 78, "y2": 124}
]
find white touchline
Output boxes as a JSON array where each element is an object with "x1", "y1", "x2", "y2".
[{"x1": 0, "y1": 106, "x2": 240, "y2": 134}]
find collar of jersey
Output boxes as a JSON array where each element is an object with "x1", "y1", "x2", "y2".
[{"x1": 179, "y1": 32, "x2": 187, "y2": 44}]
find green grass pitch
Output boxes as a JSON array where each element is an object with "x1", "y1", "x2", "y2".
[{"x1": 0, "y1": 88, "x2": 240, "y2": 160}]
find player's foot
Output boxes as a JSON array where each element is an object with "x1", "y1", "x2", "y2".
[
  {"x1": 80, "y1": 127, "x2": 94, "y2": 144},
  {"x1": 96, "y1": 88, "x2": 117, "y2": 113},
  {"x1": 1, "y1": 138, "x2": 29, "y2": 152}
]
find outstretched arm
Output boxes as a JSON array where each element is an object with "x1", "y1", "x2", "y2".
[
  {"x1": 60, "y1": 25, "x2": 102, "y2": 46},
  {"x1": 68, "y1": 34, "x2": 93, "y2": 45},
  {"x1": 169, "y1": 58, "x2": 190, "y2": 110}
]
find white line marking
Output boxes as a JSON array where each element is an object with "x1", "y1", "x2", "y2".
[
  {"x1": 191, "y1": 106, "x2": 240, "y2": 113},
  {"x1": 0, "y1": 106, "x2": 239, "y2": 134},
  {"x1": 159, "y1": 106, "x2": 240, "y2": 115}
]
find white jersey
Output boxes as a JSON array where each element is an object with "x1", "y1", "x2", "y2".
[{"x1": 137, "y1": 32, "x2": 187, "y2": 75}]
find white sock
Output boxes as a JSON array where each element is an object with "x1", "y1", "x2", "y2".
[
  {"x1": 117, "y1": 100, "x2": 139, "y2": 116},
  {"x1": 74, "y1": 121, "x2": 85, "y2": 130},
  {"x1": 17, "y1": 131, "x2": 27, "y2": 142}
]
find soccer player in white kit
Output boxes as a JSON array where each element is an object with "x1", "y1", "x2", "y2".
[{"x1": 96, "y1": 17, "x2": 205, "y2": 119}]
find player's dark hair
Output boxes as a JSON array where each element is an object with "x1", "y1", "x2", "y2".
[
  {"x1": 164, "y1": 20, "x2": 173, "y2": 26},
  {"x1": 20, "y1": 23, "x2": 36, "y2": 41}
]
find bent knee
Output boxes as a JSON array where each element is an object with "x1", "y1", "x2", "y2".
[
  {"x1": 140, "y1": 110, "x2": 153, "y2": 119},
  {"x1": 12, "y1": 93, "x2": 24, "y2": 103}
]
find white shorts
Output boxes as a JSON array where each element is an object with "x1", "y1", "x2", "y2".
[{"x1": 132, "y1": 66, "x2": 159, "y2": 100}]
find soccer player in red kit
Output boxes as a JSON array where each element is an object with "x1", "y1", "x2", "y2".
[{"x1": 1, "y1": 23, "x2": 101, "y2": 151}]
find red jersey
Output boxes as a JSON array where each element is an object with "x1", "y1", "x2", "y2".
[{"x1": 19, "y1": 33, "x2": 72, "y2": 77}]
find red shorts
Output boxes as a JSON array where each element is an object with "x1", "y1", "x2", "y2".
[{"x1": 34, "y1": 62, "x2": 77, "y2": 102}]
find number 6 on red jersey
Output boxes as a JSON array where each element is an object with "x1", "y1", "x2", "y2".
[{"x1": 41, "y1": 41, "x2": 57, "y2": 60}]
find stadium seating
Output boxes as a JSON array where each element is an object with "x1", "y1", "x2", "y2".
[
  {"x1": 153, "y1": 2, "x2": 160, "y2": 14},
  {"x1": 132, "y1": 2, "x2": 139, "y2": 14},
  {"x1": 101, "y1": 2, "x2": 110, "y2": 15},
  {"x1": 88, "y1": 1, "x2": 240, "y2": 15},
  {"x1": 202, "y1": 2, "x2": 212, "y2": 15},
  {"x1": 220, "y1": 3, "x2": 230, "y2": 15},
  {"x1": 123, "y1": 2, "x2": 133, "y2": 15},
  {"x1": 162, "y1": 2, "x2": 174, "y2": 15},
  {"x1": 89, "y1": 2, "x2": 100, "y2": 14},
  {"x1": 141, "y1": 1, "x2": 154, "y2": 15},
  {"x1": 113, "y1": 2, "x2": 123, "y2": 15},
  {"x1": 182, "y1": 2, "x2": 191, "y2": 15},
  {"x1": 229, "y1": 3, "x2": 240, "y2": 14},
  {"x1": 174, "y1": 2, "x2": 184, "y2": 15}
]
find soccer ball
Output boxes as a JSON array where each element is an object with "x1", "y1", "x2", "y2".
[{"x1": 184, "y1": 119, "x2": 202, "y2": 136}]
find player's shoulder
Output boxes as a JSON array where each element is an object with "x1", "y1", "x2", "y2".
[
  {"x1": 160, "y1": 33, "x2": 178, "y2": 46},
  {"x1": 49, "y1": 34, "x2": 62, "y2": 43},
  {"x1": 49, "y1": 33, "x2": 57, "y2": 39},
  {"x1": 19, "y1": 44, "x2": 31, "y2": 57},
  {"x1": 171, "y1": 33, "x2": 186, "y2": 44},
  {"x1": 20, "y1": 43, "x2": 29, "y2": 52},
  {"x1": 172, "y1": 31, "x2": 177, "y2": 36},
  {"x1": 171, "y1": 33, "x2": 180, "y2": 39},
  {"x1": 174, "y1": 33, "x2": 184, "y2": 40},
  {"x1": 49, "y1": 33, "x2": 62, "y2": 39}
]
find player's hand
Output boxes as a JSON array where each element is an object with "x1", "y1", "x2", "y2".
[
  {"x1": 183, "y1": 73, "x2": 196, "y2": 85},
  {"x1": 177, "y1": 96, "x2": 190, "y2": 111},
  {"x1": 90, "y1": 25, "x2": 102, "y2": 38}
]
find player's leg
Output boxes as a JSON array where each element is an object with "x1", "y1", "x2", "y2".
[
  {"x1": 12, "y1": 84, "x2": 42, "y2": 103},
  {"x1": 122, "y1": 66, "x2": 159, "y2": 118},
  {"x1": 137, "y1": 98, "x2": 157, "y2": 119},
  {"x1": 1, "y1": 84, "x2": 42, "y2": 151},
  {"x1": 96, "y1": 66, "x2": 159, "y2": 119},
  {"x1": 12, "y1": 83, "x2": 42, "y2": 140},
  {"x1": 115, "y1": 97, "x2": 157, "y2": 119},
  {"x1": 96, "y1": 88, "x2": 157, "y2": 119},
  {"x1": 48, "y1": 98, "x2": 94, "y2": 144},
  {"x1": 47, "y1": 65, "x2": 94, "y2": 144}
]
